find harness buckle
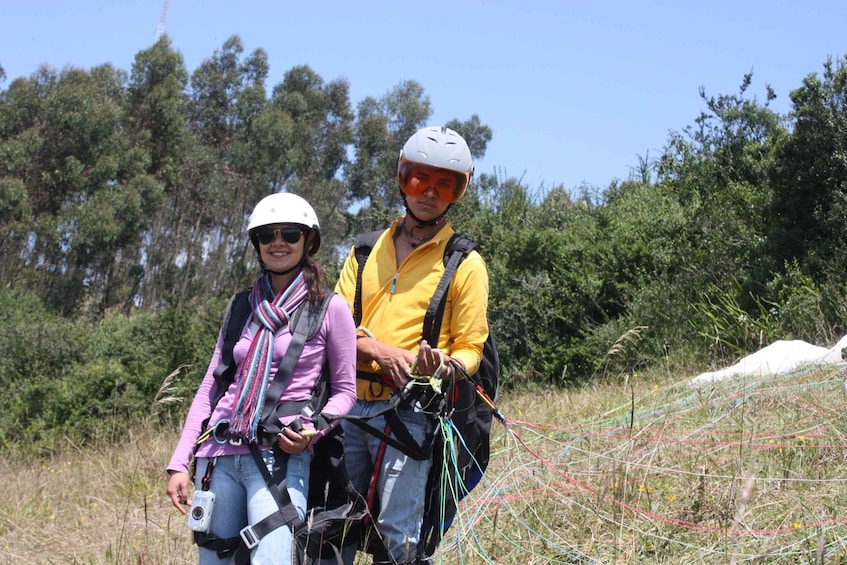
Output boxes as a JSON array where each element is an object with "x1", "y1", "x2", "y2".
[
  {"x1": 228, "y1": 437, "x2": 243, "y2": 446},
  {"x1": 239, "y1": 525, "x2": 260, "y2": 549},
  {"x1": 211, "y1": 420, "x2": 231, "y2": 444}
]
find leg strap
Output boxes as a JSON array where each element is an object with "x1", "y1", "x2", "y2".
[
  {"x1": 195, "y1": 446, "x2": 305, "y2": 564},
  {"x1": 247, "y1": 443, "x2": 306, "y2": 533},
  {"x1": 194, "y1": 531, "x2": 241, "y2": 558}
]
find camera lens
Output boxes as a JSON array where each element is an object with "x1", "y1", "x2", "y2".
[{"x1": 191, "y1": 507, "x2": 204, "y2": 520}]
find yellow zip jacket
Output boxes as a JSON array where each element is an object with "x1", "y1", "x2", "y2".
[{"x1": 335, "y1": 217, "x2": 490, "y2": 401}]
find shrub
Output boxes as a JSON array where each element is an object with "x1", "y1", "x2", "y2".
[{"x1": 0, "y1": 287, "x2": 225, "y2": 454}]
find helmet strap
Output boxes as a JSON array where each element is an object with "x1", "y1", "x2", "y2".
[{"x1": 402, "y1": 194, "x2": 451, "y2": 227}]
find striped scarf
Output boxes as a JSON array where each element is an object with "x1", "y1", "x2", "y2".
[{"x1": 227, "y1": 270, "x2": 308, "y2": 442}]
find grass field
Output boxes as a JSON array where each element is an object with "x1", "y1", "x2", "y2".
[{"x1": 2, "y1": 364, "x2": 847, "y2": 564}]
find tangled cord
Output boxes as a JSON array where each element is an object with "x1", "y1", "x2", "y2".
[
  {"x1": 405, "y1": 349, "x2": 447, "y2": 414},
  {"x1": 359, "y1": 323, "x2": 449, "y2": 414}
]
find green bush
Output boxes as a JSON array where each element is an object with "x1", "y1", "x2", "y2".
[
  {"x1": 0, "y1": 287, "x2": 85, "y2": 383},
  {"x1": 0, "y1": 287, "x2": 225, "y2": 454}
]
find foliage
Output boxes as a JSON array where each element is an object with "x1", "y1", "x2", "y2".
[
  {"x1": 3, "y1": 40, "x2": 847, "y2": 440},
  {"x1": 689, "y1": 278, "x2": 780, "y2": 360},
  {"x1": 0, "y1": 287, "x2": 86, "y2": 451},
  {"x1": 764, "y1": 265, "x2": 847, "y2": 347},
  {"x1": 769, "y1": 56, "x2": 847, "y2": 281},
  {"x1": 0, "y1": 287, "x2": 223, "y2": 452}
]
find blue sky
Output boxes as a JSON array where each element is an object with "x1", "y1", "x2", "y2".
[{"x1": 2, "y1": 1, "x2": 846, "y2": 192}]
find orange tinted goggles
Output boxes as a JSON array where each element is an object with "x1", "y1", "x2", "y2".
[{"x1": 402, "y1": 168, "x2": 458, "y2": 204}]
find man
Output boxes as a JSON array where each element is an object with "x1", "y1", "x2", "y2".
[{"x1": 334, "y1": 125, "x2": 490, "y2": 564}]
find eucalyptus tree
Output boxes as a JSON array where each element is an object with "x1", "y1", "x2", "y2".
[
  {"x1": 0, "y1": 75, "x2": 37, "y2": 289},
  {"x1": 268, "y1": 64, "x2": 354, "y2": 267},
  {"x1": 0, "y1": 174, "x2": 31, "y2": 288},
  {"x1": 0, "y1": 64, "x2": 158, "y2": 315},
  {"x1": 124, "y1": 36, "x2": 188, "y2": 311},
  {"x1": 154, "y1": 35, "x2": 275, "y2": 303},
  {"x1": 345, "y1": 80, "x2": 433, "y2": 232}
]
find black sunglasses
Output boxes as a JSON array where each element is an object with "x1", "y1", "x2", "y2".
[{"x1": 254, "y1": 226, "x2": 304, "y2": 245}]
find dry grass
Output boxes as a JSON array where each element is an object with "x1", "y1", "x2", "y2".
[
  {"x1": 3, "y1": 364, "x2": 847, "y2": 564},
  {"x1": 435, "y1": 365, "x2": 847, "y2": 563},
  {"x1": 0, "y1": 422, "x2": 189, "y2": 564}
]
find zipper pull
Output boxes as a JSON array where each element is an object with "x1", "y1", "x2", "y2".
[{"x1": 390, "y1": 272, "x2": 399, "y2": 294}]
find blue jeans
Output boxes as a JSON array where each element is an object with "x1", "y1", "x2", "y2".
[
  {"x1": 336, "y1": 400, "x2": 434, "y2": 563},
  {"x1": 194, "y1": 449, "x2": 310, "y2": 565}
]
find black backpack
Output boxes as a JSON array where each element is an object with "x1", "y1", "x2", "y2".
[
  {"x1": 196, "y1": 290, "x2": 367, "y2": 564},
  {"x1": 353, "y1": 230, "x2": 501, "y2": 557}
]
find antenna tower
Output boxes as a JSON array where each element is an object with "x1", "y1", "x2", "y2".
[{"x1": 155, "y1": 0, "x2": 169, "y2": 41}]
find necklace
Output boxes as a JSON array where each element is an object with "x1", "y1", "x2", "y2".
[{"x1": 400, "y1": 219, "x2": 434, "y2": 248}]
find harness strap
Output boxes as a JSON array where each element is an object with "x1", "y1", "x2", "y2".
[
  {"x1": 422, "y1": 235, "x2": 473, "y2": 344},
  {"x1": 200, "y1": 457, "x2": 214, "y2": 491},
  {"x1": 244, "y1": 445, "x2": 306, "y2": 539},
  {"x1": 356, "y1": 371, "x2": 393, "y2": 400},
  {"x1": 248, "y1": 445, "x2": 302, "y2": 527},
  {"x1": 195, "y1": 446, "x2": 308, "y2": 562},
  {"x1": 356, "y1": 370, "x2": 394, "y2": 385},
  {"x1": 364, "y1": 422, "x2": 391, "y2": 528},
  {"x1": 259, "y1": 297, "x2": 332, "y2": 434},
  {"x1": 193, "y1": 531, "x2": 241, "y2": 559},
  {"x1": 195, "y1": 294, "x2": 333, "y2": 559},
  {"x1": 353, "y1": 230, "x2": 382, "y2": 327},
  {"x1": 326, "y1": 395, "x2": 431, "y2": 461}
]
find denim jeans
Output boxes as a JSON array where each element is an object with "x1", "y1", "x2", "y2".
[
  {"x1": 194, "y1": 449, "x2": 310, "y2": 565},
  {"x1": 333, "y1": 400, "x2": 434, "y2": 564}
]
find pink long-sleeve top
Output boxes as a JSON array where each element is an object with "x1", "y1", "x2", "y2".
[{"x1": 167, "y1": 294, "x2": 357, "y2": 474}]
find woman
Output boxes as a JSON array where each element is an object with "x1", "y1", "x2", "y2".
[{"x1": 166, "y1": 192, "x2": 357, "y2": 564}]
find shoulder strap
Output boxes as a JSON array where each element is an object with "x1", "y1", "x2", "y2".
[
  {"x1": 353, "y1": 230, "x2": 384, "y2": 327},
  {"x1": 210, "y1": 290, "x2": 252, "y2": 410},
  {"x1": 422, "y1": 234, "x2": 476, "y2": 345},
  {"x1": 259, "y1": 292, "x2": 334, "y2": 426},
  {"x1": 288, "y1": 290, "x2": 334, "y2": 342}
]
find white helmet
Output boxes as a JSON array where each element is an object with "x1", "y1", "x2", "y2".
[
  {"x1": 397, "y1": 126, "x2": 474, "y2": 203},
  {"x1": 247, "y1": 192, "x2": 321, "y2": 254}
]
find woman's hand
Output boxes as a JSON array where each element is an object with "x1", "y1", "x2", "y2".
[
  {"x1": 277, "y1": 426, "x2": 314, "y2": 454},
  {"x1": 166, "y1": 471, "x2": 191, "y2": 515}
]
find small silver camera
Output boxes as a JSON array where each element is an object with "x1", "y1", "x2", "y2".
[{"x1": 187, "y1": 490, "x2": 216, "y2": 532}]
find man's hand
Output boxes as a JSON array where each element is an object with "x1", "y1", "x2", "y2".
[
  {"x1": 358, "y1": 335, "x2": 416, "y2": 389},
  {"x1": 414, "y1": 340, "x2": 442, "y2": 377}
]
